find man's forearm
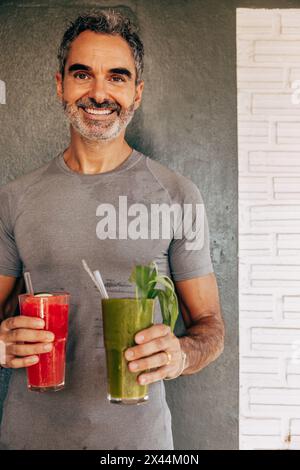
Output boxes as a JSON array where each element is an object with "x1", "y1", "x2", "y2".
[
  {"x1": 0, "y1": 298, "x2": 15, "y2": 322},
  {"x1": 0, "y1": 276, "x2": 24, "y2": 323},
  {"x1": 179, "y1": 315, "x2": 225, "y2": 375},
  {"x1": 0, "y1": 305, "x2": 4, "y2": 323}
]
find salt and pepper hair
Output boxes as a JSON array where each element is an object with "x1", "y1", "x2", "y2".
[{"x1": 57, "y1": 10, "x2": 144, "y2": 83}]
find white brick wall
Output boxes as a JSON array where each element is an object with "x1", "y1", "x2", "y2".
[{"x1": 237, "y1": 9, "x2": 300, "y2": 450}]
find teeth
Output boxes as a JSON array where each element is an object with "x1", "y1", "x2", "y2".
[{"x1": 84, "y1": 108, "x2": 114, "y2": 115}]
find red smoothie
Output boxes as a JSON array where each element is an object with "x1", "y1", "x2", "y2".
[{"x1": 19, "y1": 293, "x2": 69, "y2": 392}]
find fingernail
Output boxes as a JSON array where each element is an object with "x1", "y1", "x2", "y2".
[
  {"x1": 43, "y1": 343, "x2": 52, "y2": 351},
  {"x1": 126, "y1": 351, "x2": 134, "y2": 359},
  {"x1": 46, "y1": 333, "x2": 55, "y2": 341},
  {"x1": 28, "y1": 356, "x2": 38, "y2": 363},
  {"x1": 130, "y1": 362, "x2": 138, "y2": 371},
  {"x1": 139, "y1": 377, "x2": 146, "y2": 384},
  {"x1": 136, "y1": 335, "x2": 144, "y2": 343},
  {"x1": 35, "y1": 320, "x2": 44, "y2": 327}
]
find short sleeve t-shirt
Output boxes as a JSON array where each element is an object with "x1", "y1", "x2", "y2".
[{"x1": 0, "y1": 149, "x2": 214, "y2": 450}]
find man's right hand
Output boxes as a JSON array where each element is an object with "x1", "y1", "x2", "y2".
[{"x1": 0, "y1": 316, "x2": 55, "y2": 369}]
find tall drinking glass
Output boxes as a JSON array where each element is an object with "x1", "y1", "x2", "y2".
[
  {"x1": 19, "y1": 293, "x2": 70, "y2": 392},
  {"x1": 102, "y1": 298, "x2": 154, "y2": 405}
]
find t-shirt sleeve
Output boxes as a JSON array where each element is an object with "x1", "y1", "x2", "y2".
[
  {"x1": 0, "y1": 188, "x2": 22, "y2": 277},
  {"x1": 168, "y1": 181, "x2": 214, "y2": 281}
]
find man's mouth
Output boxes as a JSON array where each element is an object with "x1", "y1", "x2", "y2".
[{"x1": 83, "y1": 107, "x2": 116, "y2": 116}]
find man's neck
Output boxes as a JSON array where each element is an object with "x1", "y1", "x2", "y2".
[{"x1": 63, "y1": 129, "x2": 133, "y2": 175}]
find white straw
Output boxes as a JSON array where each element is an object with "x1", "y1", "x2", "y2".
[
  {"x1": 24, "y1": 272, "x2": 34, "y2": 295},
  {"x1": 82, "y1": 259, "x2": 108, "y2": 298},
  {"x1": 93, "y1": 270, "x2": 109, "y2": 299},
  {"x1": 82, "y1": 259, "x2": 102, "y2": 294}
]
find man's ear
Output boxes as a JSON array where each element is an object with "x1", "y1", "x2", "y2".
[
  {"x1": 133, "y1": 80, "x2": 144, "y2": 110},
  {"x1": 55, "y1": 72, "x2": 63, "y2": 100}
]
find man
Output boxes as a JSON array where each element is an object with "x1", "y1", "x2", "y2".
[{"x1": 0, "y1": 11, "x2": 224, "y2": 450}]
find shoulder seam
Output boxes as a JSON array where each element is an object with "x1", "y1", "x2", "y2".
[
  {"x1": 10, "y1": 159, "x2": 54, "y2": 228},
  {"x1": 145, "y1": 157, "x2": 173, "y2": 206}
]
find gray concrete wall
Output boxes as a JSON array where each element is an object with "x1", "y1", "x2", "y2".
[{"x1": 0, "y1": 0, "x2": 240, "y2": 450}]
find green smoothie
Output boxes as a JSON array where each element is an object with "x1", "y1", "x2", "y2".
[{"x1": 101, "y1": 298, "x2": 154, "y2": 405}]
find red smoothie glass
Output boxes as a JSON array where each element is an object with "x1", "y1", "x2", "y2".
[{"x1": 18, "y1": 292, "x2": 70, "y2": 392}]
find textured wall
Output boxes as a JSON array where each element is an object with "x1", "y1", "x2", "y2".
[
  {"x1": 0, "y1": 0, "x2": 238, "y2": 450},
  {"x1": 238, "y1": 8, "x2": 300, "y2": 450}
]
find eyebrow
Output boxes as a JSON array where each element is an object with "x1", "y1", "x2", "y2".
[
  {"x1": 110, "y1": 68, "x2": 132, "y2": 79},
  {"x1": 68, "y1": 63, "x2": 132, "y2": 79},
  {"x1": 68, "y1": 63, "x2": 92, "y2": 73}
]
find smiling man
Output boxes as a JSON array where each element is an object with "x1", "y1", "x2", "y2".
[{"x1": 0, "y1": 11, "x2": 224, "y2": 450}]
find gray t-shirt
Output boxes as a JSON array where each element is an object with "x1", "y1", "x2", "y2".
[{"x1": 0, "y1": 149, "x2": 213, "y2": 450}]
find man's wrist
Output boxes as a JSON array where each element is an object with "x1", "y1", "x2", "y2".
[
  {"x1": 178, "y1": 337, "x2": 189, "y2": 372},
  {"x1": 0, "y1": 337, "x2": 7, "y2": 368}
]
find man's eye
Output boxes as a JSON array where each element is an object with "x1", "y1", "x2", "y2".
[
  {"x1": 74, "y1": 72, "x2": 89, "y2": 80},
  {"x1": 110, "y1": 75, "x2": 126, "y2": 83}
]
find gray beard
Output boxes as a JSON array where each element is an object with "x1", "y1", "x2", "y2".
[{"x1": 62, "y1": 101, "x2": 135, "y2": 142}]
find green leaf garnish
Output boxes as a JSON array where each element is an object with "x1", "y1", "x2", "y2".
[{"x1": 129, "y1": 262, "x2": 179, "y2": 332}]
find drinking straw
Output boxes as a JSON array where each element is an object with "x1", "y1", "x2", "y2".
[
  {"x1": 93, "y1": 270, "x2": 109, "y2": 299},
  {"x1": 24, "y1": 272, "x2": 34, "y2": 295},
  {"x1": 81, "y1": 259, "x2": 108, "y2": 298}
]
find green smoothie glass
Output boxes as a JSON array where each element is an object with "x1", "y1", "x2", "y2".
[{"x1": 102, "y1": 298, "x2": 154, "y2": 405}]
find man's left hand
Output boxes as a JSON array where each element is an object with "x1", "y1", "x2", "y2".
[{"x1": 124, "y1": 324, "x2": 184, "y2": 384}]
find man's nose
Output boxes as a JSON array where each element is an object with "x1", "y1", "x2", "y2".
[{"x1": 88, "y1": 77, "x2": 109, "y2": 103}]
